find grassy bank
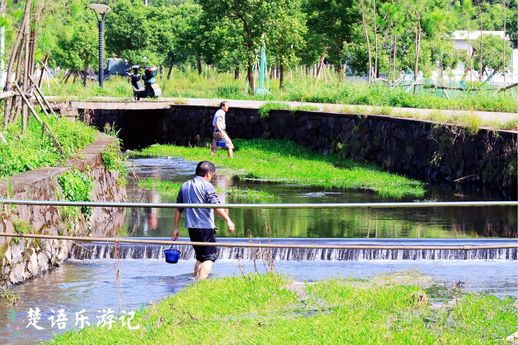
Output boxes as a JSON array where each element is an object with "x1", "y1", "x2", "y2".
[
  {"x1": 138, "y1": 178, "x2": 274, "y2": 201},
  {"x1": 0, "y1": 115, "x2": 97, "y2": 178},
  {"x1": 131, "y1": 139, "x2": 425, "y2": 199},
  {"x1": 47, "y1": 273, "x2": 517, "y2": 344},
  {"x1": 43, "y1": 71, "x2": 518, "y2": 114}
]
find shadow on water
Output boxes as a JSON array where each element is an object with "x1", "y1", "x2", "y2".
[{"x1": 125, "y1": 157, "x2": 517, "y2": 239}]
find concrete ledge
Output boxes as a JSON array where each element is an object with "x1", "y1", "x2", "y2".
[{"x1": 46, "y1": 97, "x2": 518, "y2": 130}]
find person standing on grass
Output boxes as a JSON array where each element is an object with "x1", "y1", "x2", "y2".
[
  {"x1": 211, "y1": 101, "x2": 234, "y2": 158},
  {"x1": 172, "y1": 161, "x2": 235, "y2": 280}
]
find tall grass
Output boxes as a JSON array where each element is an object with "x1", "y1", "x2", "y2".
[
  {"x1": 43, "y1": 69, "x2": 518, "y2": 114},
  {"x1": 0, "y1": 115, "x2": 97, "y2": 178},
  {"x1": 132, "y1": 139, "x2": 425, "y2": 199}
]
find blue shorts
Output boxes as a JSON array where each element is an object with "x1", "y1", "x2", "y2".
[{"x1": 188, "y1": 228, "x2": 218, "y2": 262}]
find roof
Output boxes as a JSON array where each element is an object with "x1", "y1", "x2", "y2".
[{"x1": 452, "y1": 30, "x2": 508, "y2": 40}]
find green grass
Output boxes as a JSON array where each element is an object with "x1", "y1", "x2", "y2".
[
  {"x1": 58, "y1": 169, "x2": 93, "y2": 217},
  {"x1": 101, "y1": 140, "x2": 127, "y2": 186},
  {"x1": 0, "y1": 114, "x2": 97, "y2": 178},
  {"x1": 138, "y1": 178, "x2": 275, "y2": 201},
  {"x1": 46, "y1": 273, "x2": 518, "y2": 345},
  {"x1": 131, "y1": 139, "x2": 425, "y2": 199},
  {"x1": 43, "y1": 70, "x2": 518, "y2": 115}
]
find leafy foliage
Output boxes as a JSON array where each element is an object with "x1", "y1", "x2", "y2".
[
  {"x1": 101, "y1": 141, "x2": 127, "y2": 186},
  {"x1": 0, "y1": 115, "x2": 96, "y2": 178},
  {"x1": 58, "y1": 169, "x2": 93, "y2": 216}
]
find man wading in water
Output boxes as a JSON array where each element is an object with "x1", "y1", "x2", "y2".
[
  {"x1": 172, "y1": 161, "x2": 235, "y2": 280},
  {"x1": 210, "y1": 101, "x2": 234, "y2": 158}
]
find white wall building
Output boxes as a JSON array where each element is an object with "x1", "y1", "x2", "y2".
[{"x1": 432, "y1": 30, "x2": 518, "y2": 85}]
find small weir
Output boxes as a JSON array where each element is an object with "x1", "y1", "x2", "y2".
[{"x1": 69, "y1": 238, "x2": 518, "y2": 261}]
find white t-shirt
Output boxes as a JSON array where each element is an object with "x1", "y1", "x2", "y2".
[{"x1": 212, "y1": 109, "x2": 226, "y2": 131}]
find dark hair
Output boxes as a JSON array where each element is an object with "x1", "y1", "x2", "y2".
[
  {"x1": 220, "y1": 101, "x2": 228, "y2": 109},
  {"x1": 195, "y1": 161, "x2": 216, "y2": 177}
]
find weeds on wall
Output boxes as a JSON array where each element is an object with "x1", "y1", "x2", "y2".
[
  {"x1": 58, "y1": 170, "x2": 93, "y2": 217},
  {"x1": 102, "y1": 141, "x2": 128, "y2": 186},
  {"x1": 12, "y1": 219, "x2": 32, "y2": 245}
]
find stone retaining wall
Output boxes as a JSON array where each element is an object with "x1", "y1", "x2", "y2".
[
  {"x1": 0, "y1": 134, "x2": 126, "y2": 288},
  {"x1": 87, "y1": 106, "x2": 517, "y2": 199}
]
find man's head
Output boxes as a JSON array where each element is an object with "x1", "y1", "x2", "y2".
[
  {"x1": 195, "y1": 161, "x2": 216, "y2": 181},
  {"x1": 220, "y1": 101, "x2": 229, "y2": 112}
]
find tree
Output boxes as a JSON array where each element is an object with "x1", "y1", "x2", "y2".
[
  {"x1": 198, "y1": 0, "x2": 294, "y2": 94},
  {"x1": 267, "y1": 0, "x2": 306, "y2": 89},
  {"x1": 472, "y1": 34, "x2": 513, "y2": 78},
  {"x1": 304, "y1": 0, "x2": 359, "y2": 79},
  {"x1": 105, "y1": 0, "x2": 164, "y2": 65}
]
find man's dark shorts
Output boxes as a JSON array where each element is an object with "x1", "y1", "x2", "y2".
[{"x1": 188, "y1": 228, "x2": 217, "y2": 262}]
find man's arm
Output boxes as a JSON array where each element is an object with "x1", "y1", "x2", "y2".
[
  {"x1": 172, "y1": 187, "x2": 184, "y2": 240},
  {"x1": 206, "y1": 184, "x2": 235, "y2": 233},
  {"x1": 172, "y1": 209, "x2": 183, "y2": 240},
  {"x1": 215, "y1": 208, "x2": 235, "y2": 233}
]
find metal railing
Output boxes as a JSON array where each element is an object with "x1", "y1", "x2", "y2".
[
  {"x1": 0, "y1": 198, "x2": 516, "y2": 250},
  {"x1": 0, "y1": 199, "x2": 516, "y2": 209}
]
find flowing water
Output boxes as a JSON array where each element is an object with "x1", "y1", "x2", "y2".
[
  {"x1": 126, "y1": 157, "x2": 517, "y2": 239},
  {"x1": 1, "y1": 156, "x2": 516, "y2": 344}
]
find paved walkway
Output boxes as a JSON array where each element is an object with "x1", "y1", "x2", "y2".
[{"x1": 47, "y1": 96, "x2": 518, "y2": 130}]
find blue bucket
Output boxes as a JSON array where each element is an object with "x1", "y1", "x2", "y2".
[
  {"x1": 164, "y1": 246, "x2": 181, "y2": 264},
  {"x1": 216, "y1": 140, "x2": 227, "y2": 148}
]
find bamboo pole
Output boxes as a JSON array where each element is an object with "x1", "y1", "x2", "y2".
[
  {"x1": 14, "y1": 83, "x2": 64, "y2": 154},
  {"x1": 21, "y1": 0, "x2": 32, "y2": 134},
  {"x1": 28, "y1": 75, "x2": 57, "y2": 116}
]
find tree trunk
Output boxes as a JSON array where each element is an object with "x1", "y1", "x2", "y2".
[
  {"x1": 413, "y1": 17, "x2": 421, "y2": 95},
  {"x1": 63, "y1": 70, "x2": 72, "y2": 84},
  {"x1": 167, "y1": 64, "x2": 173, "y2": 79},
  {"x1": 360, "y1": 0, "x2": 373, "y2": 83},
  {"x1": 196, "y1": 52, "x2": 202, "y2": 75},
  {"x1": 247, "y1": 60, "x2": 254, "y2": 95},
  {"x1": 336, "y1": 63, "x2": 343, "y2": 80},
  {"x1": 37, "y1": 53, "x2": 48, "y2": 88},
  {"x1": 390, "y1": 34, "x2": 397, "y2": 80},
  {"x1": 279, "y1": 61, "x2": 285, "y2": 90},
  {"x1": 0, "y1": 0, "x2": 6, "y2": 87},
  {"x1": 372, "y1": 0, "x2": 378, "y2": 79},
  {"x1": 3, "y1": 0, "x2": 30, "y2": 128},
  {"x1": 316, "y1": 55, "x2": 325, "y2": 79},
  {"x1": 21, "y1": 0, "x2": 31, "y2": 134},
  {"x1": 234, "y1": 66, "x2": 240, "y2": 79}
]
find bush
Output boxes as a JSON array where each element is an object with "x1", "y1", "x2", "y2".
[
  {"x1": 58, "y1": 170, "x2": 93, "y2": 216},
  {"x1": 0, "y1": 114, "x2": 96, "y2": 178},
  {"x1": 216, "y1": 84, "x2": 242, "y2": 98}
]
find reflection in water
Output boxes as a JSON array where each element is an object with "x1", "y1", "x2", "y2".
[{"x1": 125, "y1": 158, "x2": 517, "y2": 239}]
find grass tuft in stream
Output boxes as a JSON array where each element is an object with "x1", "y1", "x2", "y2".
[
  {"x1": 132, "y1": 139, "x2": 425, "y2": 199},
  {"x1": 46, "y1": 273, "x2": 517, "y2": 345}
]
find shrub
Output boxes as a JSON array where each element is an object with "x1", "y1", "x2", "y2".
[{"x1": 58, "y1": 170, "x2": 93, "y2": 216}]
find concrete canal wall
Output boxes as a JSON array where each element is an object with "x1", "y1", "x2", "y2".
[
  {"x1": 0, "y1": 134, "x2": 126, "y2": 288},
  {"x1": 84, "y1": 105, "x2": 517, "y2": 199}
]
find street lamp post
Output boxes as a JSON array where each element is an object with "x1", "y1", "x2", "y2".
[{"x1": 90, "y1": 4, "x2": 111, "y2": 88}]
